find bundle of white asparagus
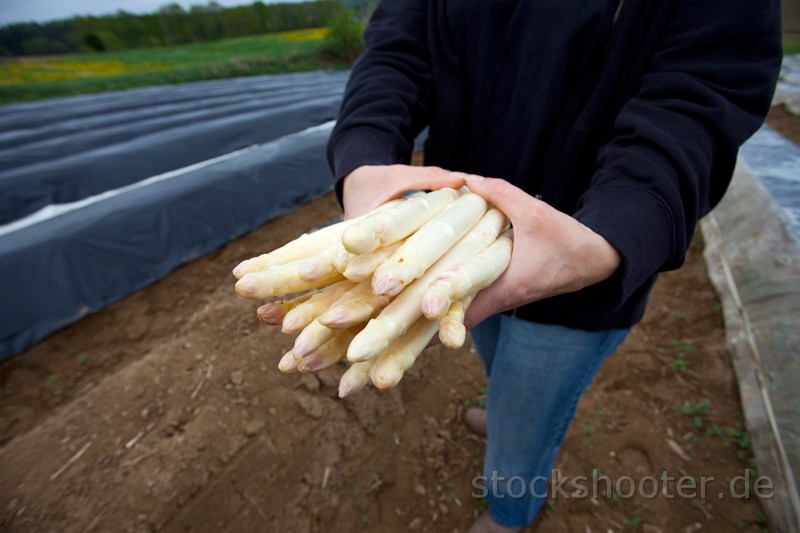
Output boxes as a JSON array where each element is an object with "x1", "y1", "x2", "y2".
[{"x1": 233, "y1": 187, "x2": 513, "y2": 397}]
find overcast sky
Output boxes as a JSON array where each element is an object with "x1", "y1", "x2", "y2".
[{"x1": 0, "y1": 0, "x2": 312, "y2": 26}]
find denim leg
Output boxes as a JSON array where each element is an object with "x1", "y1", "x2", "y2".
[
  {"x1": 469, "y1": 313, "x2": 504, "y2": 378},
  {"x1": 482, "y1": 316, "x2": 629, "y2": 527}
]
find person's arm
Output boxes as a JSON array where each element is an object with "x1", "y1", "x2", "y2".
[
  {"x1": 328, "y1": 0, "x2": 430, "y2": 180},
  {"x1": 463, "y1": 0, "x2": 781, "y2": 326},
  {"x1": 571, "y1": 0, "x2": 782, "y2": 309},
  {"x1": 327, "y1": 1, "x2": 463, "y2": 218},
  {"x1": 461, "y1": 175, "x2": 622, "y2": 327}
]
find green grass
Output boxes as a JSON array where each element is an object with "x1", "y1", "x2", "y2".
[
  {"x1": 0, "y1": 28, "x2": 347, "y2": 105},
  {"x1": 677, "y1": 398, "x2": 710, "y2": 428},
  {"x1": 785, "y1": 39, "x2": 800, "y2": 56}
]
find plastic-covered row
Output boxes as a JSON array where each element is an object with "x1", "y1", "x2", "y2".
[
  {"x1": 0, "y1": 70, "x2": 348, "y2": 225},
  {"x1": 0, "y1": 71, "x2": 348, "y2": 358}
]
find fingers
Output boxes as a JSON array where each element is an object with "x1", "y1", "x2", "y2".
[
  {"x1": 397, "y1": 165, "x2": 466, "y2": 192},
  {"x1": 343, "y1": 164, "x2": 467, "y2": 219},
  {"x1": 461, "y1": 293, "x2": 490, "y2": 330},
  {"x1": 462, "y1": 277, "x2": 514, "y2": 329},
  {"x1": 463, "y1": 175, "x2": 535, "y2": 223}
]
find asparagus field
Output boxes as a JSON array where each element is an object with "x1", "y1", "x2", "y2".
[{"x1": 0, "y1": 191, "x2": 770, "y2": 532}]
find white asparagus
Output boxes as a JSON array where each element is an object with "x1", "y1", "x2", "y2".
[
  {"x1": 347, "y1": 207, "x2": 509, "y2": 362},
  {"x1": 235, "y1": 260, "x2": 344, "y2": 299},
  {"x1": 281, "y1": 280, "x2": 356, "y2": 334},
  {"x1": 338, "y1": 360, "x2": 375, "y2": 398},
  {"x1": 256, "y1": 291, "x2": 314, "y2": 325},
  {"x1": 292, "y1": 320, "x2": 335, "y2": 359},
  {"x1": 257, "y1": 301, "x2": 291, "y2": 325},
  {"x1": 297, "y1": 330, "x2": 355, "y2": 372},
  {"x1": 278, "y1": 350, "x2": 301, "y2": 373},
  {"x1": 438, "y1": 296, "x2": 474, "y2": 349},
  {"x1": 297, "y1": 245, "x2": 338, "y2": 282},
  {"x1": 369, "y1": 317, "x2": 439, "y2": 389},
  {"x1": 234, "y1": 220, "x2": 352, "y2": 279},
  {"x1": 317, "y1": 283, "x2": 392, "y2": 329},
  {"x1": 233, "y1": 198, "x2": 405, "y2": 279},
  {"x1": 371, "y1": 192, "x2": 488, "y2": 296},
  {"x1": 421, "y1": 231, "x2": 513, "y2": 319},
  {"x1": 342, "y1": 188, "x2": 461, "y2": 255},
  {"x1": 342, "y1": 241, "x2": 402, "y2": 282},
  {"x1": 292, "y1": 281, "x2": 373, "y2": 356},
  {"x1": 332, "y1": 243, "x2": 357, "y2": 273}
]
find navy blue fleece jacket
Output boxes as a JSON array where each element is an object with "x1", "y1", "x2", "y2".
[{"x1": 327, "y1": 0, "x2": 782, "y2": 330}]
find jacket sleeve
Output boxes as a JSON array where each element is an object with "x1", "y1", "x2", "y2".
[
  {"x1": 572, "y1": 0, "x2": 782, "y2": 310},
  {"x1": 326, "y1": 0, "x2": 432, "y2": 187}
]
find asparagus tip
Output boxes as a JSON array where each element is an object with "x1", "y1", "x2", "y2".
[
  {"x1": 235, "y1": 274, "x2": 262, "y2": 298},
  {"x1": 342, "y1": 224, "x2": 379, "y2": 255},
  {"x1": 278, "y1": 351, "x2": 300, "y2": 373},
  {"x1": 420, "y1": 289, "x2": 451, "y2": 320},
  {"x1": 257, "y1": 303, "x2": 286, "y2": 325},
  {"x1": 439, "y1": 320, "x2": 466, "y2": 349},
  {"x1": 370, "y1": 360, "x2": 403, "y2": 390}
]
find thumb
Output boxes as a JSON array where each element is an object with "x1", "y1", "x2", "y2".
[{"x1": 464, "y1": 176, "x2": 529, "y2": 222}]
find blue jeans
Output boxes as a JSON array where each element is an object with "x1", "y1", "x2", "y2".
[{"x1": 471, "y1": 314, "x2": 629, "y2": 527}]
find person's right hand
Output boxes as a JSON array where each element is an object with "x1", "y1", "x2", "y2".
[
  {"x1": 342, "y1": 164, "x2": 466, "y2": 219},
  {"x1": 462, "y1": 175, "x2": 622, "y2": 328}
]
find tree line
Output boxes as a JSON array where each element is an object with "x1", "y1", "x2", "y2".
[{"x1": 0, "y1": 1, "x2": 353, "y2": 56}]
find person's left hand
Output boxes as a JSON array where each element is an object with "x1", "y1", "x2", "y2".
[
  {"x1": 461, "y1": 175, "x2": 622, "y2": 327},
  {"x1": 342, "y1": 164, "x2": 466, "y2": 219}
]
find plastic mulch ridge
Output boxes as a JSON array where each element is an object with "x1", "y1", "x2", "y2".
[{"x1": 701, "y1": 54, "x2": 800, "y2": 531}]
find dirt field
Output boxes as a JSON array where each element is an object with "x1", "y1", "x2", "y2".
[{"x1": 0, "y1": 184, "x2": 772, "y2": 532}]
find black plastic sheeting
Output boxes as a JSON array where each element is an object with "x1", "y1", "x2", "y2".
[
  {"x1": 0, "y1": 70, "x2": 348, "y2": 225},
  {"x1": 0, "y1": 71, "x2": 347, "y2": 359}
]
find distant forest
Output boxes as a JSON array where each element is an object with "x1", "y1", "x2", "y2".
[{"x1": 0, "y1": 0, "x2": 373, "y2": 57}]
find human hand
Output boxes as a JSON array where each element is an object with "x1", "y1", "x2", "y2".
[
  {"x1": 462, "y1": 176, "x2": 622, "y2": 327},
  {"x1": 342, "y1": 164, "x2": 467, "y2": 219}
]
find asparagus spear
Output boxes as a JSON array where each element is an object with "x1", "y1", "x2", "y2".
[
  {"x1": 342, "y1": 188, "x2": 460, "y2": 254},
  {"x1": 369, "y1": 317, "x2": 439, "y2": 389},
  {"x1": 420, "y1": 231, "x2": 513, "y2": 320},
  {"x1": 371, "y1": 192, "x2": 488, "y2": 296},
  {"x1": 347, "y1": 208, "x2": 508, "y2": 363}
]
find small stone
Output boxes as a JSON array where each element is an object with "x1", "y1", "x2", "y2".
[
  {"x1": 245, "y1": 421, "x2": 264, "y2": 437},
  {"x1": 414, "y1": 484, "x2": 426, "y2": 496},
  {"x1": 296, "y1": 396, "x2": 324, "y2": 419},
  {"x1": 300, "y1": 373, "x2": 320, "y2": 392},
  {"x1": 408, "y1": 517, "x2": 423, "y2": 530},
  {"x1": 231, "y1": 370, "x2": 244, "y2": 386},
  {"x1": 6, "y1": 498, "x2": 18, "y2": 512}
]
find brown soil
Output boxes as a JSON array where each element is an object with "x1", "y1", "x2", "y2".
[
  {"x1": 0, "y1": 191, "x2": 769, "y2": 532},
  {"x1": 766, "y1": 102, "x2": 800, "y2": 147}
]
